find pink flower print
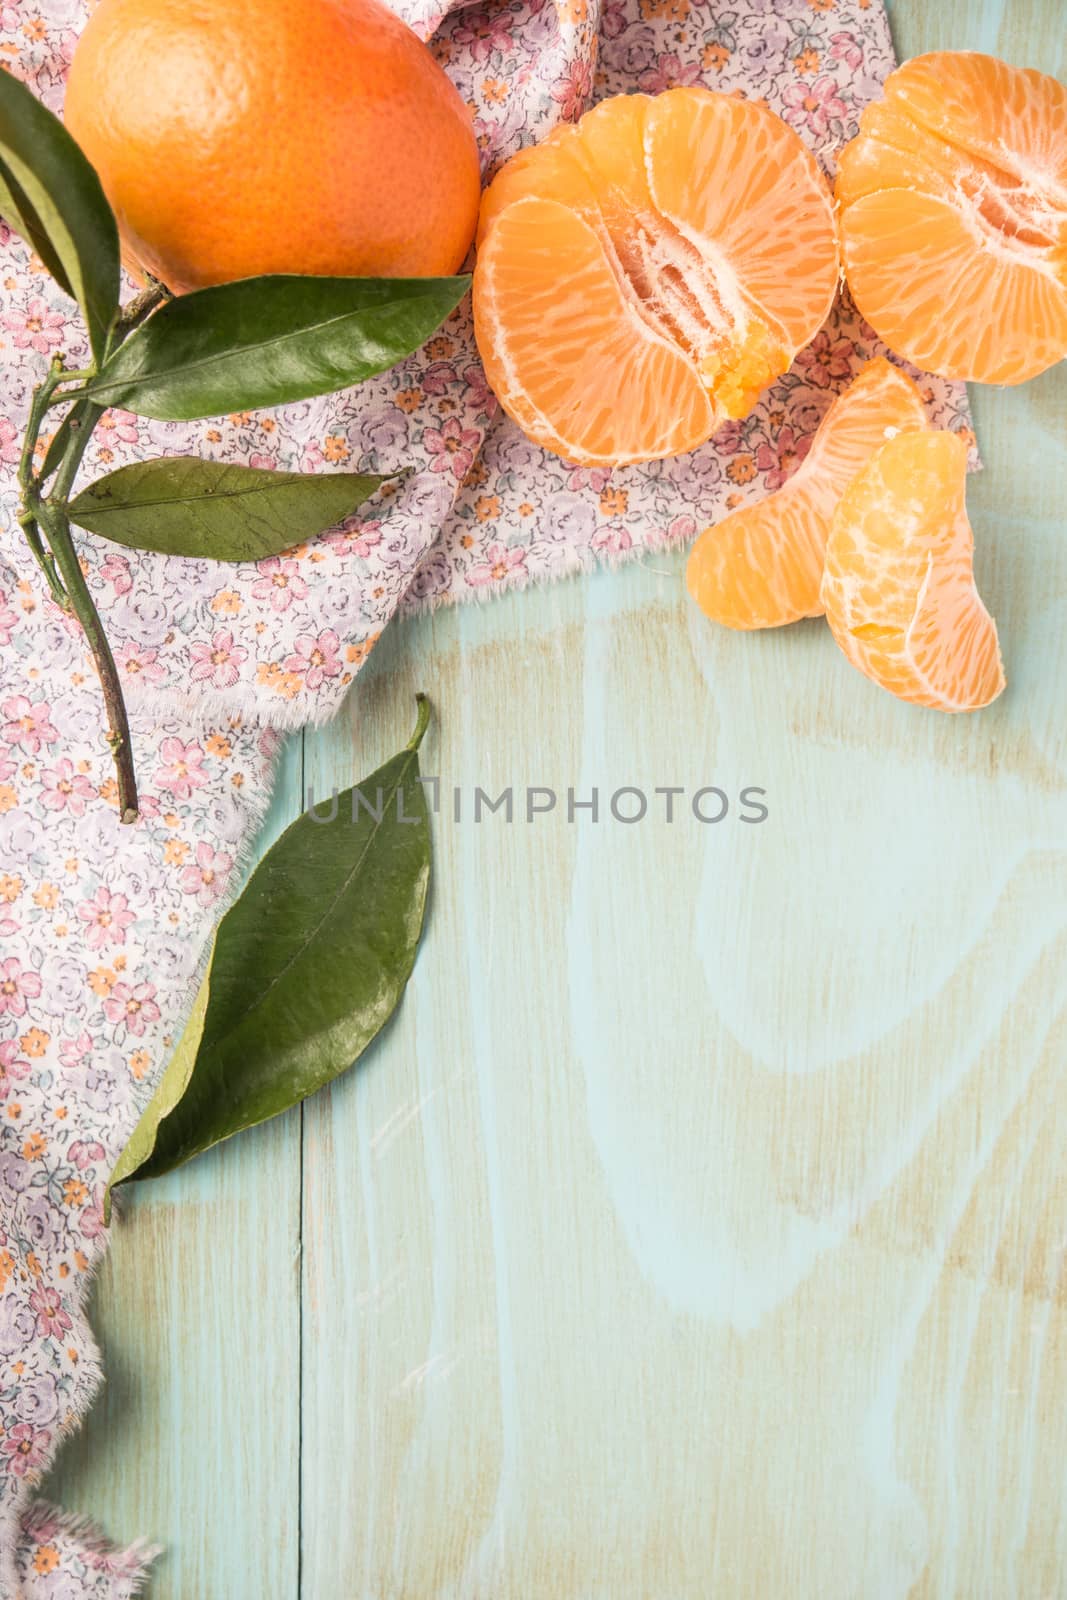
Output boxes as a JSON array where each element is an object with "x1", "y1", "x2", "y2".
[
  {"x1": 1, "y1": 695, "x2": 58, "y2": 754},
  {"x1": 797, "y1": 328, "x2": 855, "y2": 389},
  {"x1": 462, "y1": 364, "x2": 498, "y2": 418},
  {"x1": 1, "y1": 1422, "x2": 51, "y2": 1476},
  {"x1": 568, "y1": 464, "x2": 613, "y2": 493},
  {"x1": 638, "y1": 54, "x2": 703, "y2": 94},
  {"x1": 714, "y1": 420, "x2": 746, "y2": 456},
  {"x1": 0, "y1": 593, "x2": 17, "y2": 647},
  {"x1": 80, "y1": 1201, "x2": 107, "y2": 1240},
  {"x1": 40, "y1": 757, "x2": 96, "y2": 816},
  {"x1": 593, "y1": 524, "x2": 633, "y2": 556},
  {"x1": 179, "y1": 840, "x2": 234, "y2": 906},
  {"x1": 99, "y1": 551, "x2": 133, "y2": 596},
  {"x1": 248, "y1": 451, "x2": 277, "y2": 470},
  {"x1": 156, "y1": 736, "x2": 209, "y2": 799},
  {"x1": 0, "y1": 1039, "x2": 30, "y2": 1099},
  {"x1": 451, "y1": 11, "x2": 514, "y2": 63},
  {"x1": 3, "y1": 295, "x2": 64, "y2": 354},
  {"x1": 422, "y1": 361, "x2": 459, "y2": 396},
  {"x1": 424, "y1": 418, "x2": 480, "y2": 481},
  {"x1": 467, "y1": 543, "x2": 528, "y2": 588},
  {"x1": 283, "y1": 629, "x2": 342, "y2": 689},
  {"x1": 756, "y1": 425, "x2": 812, "y2": 491},
  {"x1": 0, "y1": 958, "x2": 41, "y2": 1020},
  {"x1": 251, "y1": 558, "x2": 309, "y2": 613},
  {"x1": 60, "y1": 1033, "x2": 93, "y2": 1071},
  {"x1": 116, "y1": 642, "x2": 166, "y2": 686},
  {"x1": 322, "y1": 519, "x2": 382, "y2": 559},
  {"x1": 781, "y1": 76, "x2": 848, "y2": 139},
  {"x1": 104, "y1": 980, "x2": 161, "y2": 1039},
  {"x1": 190, "y1": 629, "x2": 248, "y2": 689},
  {"x1": 77, "y1": 884, "x2": 135, "y2": 951},
  {"x1": 668, "y1": 514, "x2": 698, "y2": 544},
  {"x1": 68, "y1": 1138, "x2": 106, "y2": 1170},
  {"x1": 29, "y1": 1286, "x2": 71, "y2": 1341},
  {"x1": 830, "y1": 32, "x2": 863, "y2": 71},
  {"x1": 0, "y1": 417, "x2": 20, "y2": 465},
  {"x1": 96, "y1": 408, "x2": 140, "y2": 446},
  {"x1": 551, "y1": 57, "x2": 594, "y2": 121},
  {"x1": 347, "y1": 522, "x2": 383, "y2": 560}
]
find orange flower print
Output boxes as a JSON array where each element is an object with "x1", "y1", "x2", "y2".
[
  {"x1": 20, "y1": 1029, "x2": 49, "y2": 1058},
  {"x1": 88, "y1": 967, "x2": 116, "y2": 998},
  {"x1": 346, "y1": 632, "x2": 380, "y2": 667},
  {"x1": 702, "y1": 42, "x2": 730, "y2": 72},
  {"x1": 726, "y1": 453, "x2": 757, "y2": 485},
  {"x1": 640, "y1": 0, "x2": 688, "y2": 19},
  {"x1": 599, "y1": 487, "x2": 629, "y2": 517},
  {"x1": 395, "y1": 387, "x2": 423, "y2": 413},
  {"x1": 32, "y1": 882, "x2": 59, "y2": 910},
  {"x1": 63, "y1": 1178, "x2": 88, "y2": 1208},
  {"x1": 33, "y1": 1546, "x2": 59, "y2": 1576},
  {"x1": 323, "y1": 434, "x2": 351, "y2": 463},
  {"x1": 794, "y1": 47, "x2": 819, "y2": 73},
  {"x1": 23, "y1": 1131, "x2": 46, "y2": 1160},
  {"x1": 0, "y1": 873, "x2": 22, "y2": 902},
  {"x1": 211, "y1": 589, "x2": 242, "y2": 616},
  {"x1": 475, "y1": 494, "x2": 501, "y2": 522},
  {"x1": 482, "y1": 78, "x2": 508, "y2": 103},
  {"x1": 129, "y1": 1049, "x2": 151, "y2": 1081}
]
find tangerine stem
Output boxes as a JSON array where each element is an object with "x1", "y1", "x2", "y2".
[{"x1": 33, "y1": 492, "x2": 140, "y2": 824}]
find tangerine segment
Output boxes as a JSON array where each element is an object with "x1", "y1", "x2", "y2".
[
  {"x1": 686, "y1": 358, "x2": 928, "y2": 631},
  {"x1": 837, "y1": 51, "x2": 1067, "y2": 385},
  {"x1": 473, "y1": 89, "x2": 839, "y2": 466},
  {"x1": 820, "y1": 430, "x2": 1005, "y2": 713}
]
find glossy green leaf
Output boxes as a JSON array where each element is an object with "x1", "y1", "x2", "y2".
[
  {"x1": 104, "y1": 938, "x2": 215, "y2": 1221},
  {"x1": 0, "y1": 155, "x2": 73, "y2": 298},
  {"x1": 0, "y1": 68, "x2": 120, "y2": 362},
  {"x1": 123, "y1": 697, "x2": 433, "y2": 1181},
  {"x1": 68, "y1": 458, "x2": 393, "y2": 561},
  {"x1": 83, "y1": 273, "x2": 470, "y2": 420}
]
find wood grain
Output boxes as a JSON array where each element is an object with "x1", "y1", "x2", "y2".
[{"x1": 46, "y1": 2, "x2": 1067, "y2": 1594}]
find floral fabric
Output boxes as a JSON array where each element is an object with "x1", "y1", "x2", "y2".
[{"x1": 0, "y1": 0, "x2": 976, "y2": 1592}]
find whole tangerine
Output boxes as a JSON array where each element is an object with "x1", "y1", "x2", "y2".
[{"x1": 64, "y1": 0, "x2": 482, "y2": 294}]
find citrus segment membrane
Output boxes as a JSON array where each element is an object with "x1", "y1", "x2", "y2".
[
  {"x1": 820, "y1": 429, "x2": 1005, "y2": 713},
  {"x1": 837, "y1": 51, "x2": 1067, "y2": 385},
  {"x1": 474, "y1": 88, "x2": 839, "y2": 465},
  {"x1": 686, "y1": 358, "x2": 929, "y2": 630}
]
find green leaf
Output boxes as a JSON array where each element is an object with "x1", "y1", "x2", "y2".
[
  {"x1": 0, "y1": 156, "x2": 73, "y2": 298},
  {"x1": 82, "y1": 274, "x2": 470, "y2": 421},
  {"x1": 0, "y1": 67, "x2": 120, "y2": 363},
  {"x1": 68, "y1": 458, "x2": 393, "y2": 561},
  {"x1": 122, "y1": 696, "x2": 433, "y2": 1182},
  {"x1": 104, "y1": 937, "x2": 215, "y2": 1221}
]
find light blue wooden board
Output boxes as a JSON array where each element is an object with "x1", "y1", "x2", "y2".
[{"x1": 48, "y1": 2, "x2": 1066, "y2": 1594}]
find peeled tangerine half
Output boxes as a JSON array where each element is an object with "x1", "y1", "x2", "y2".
[
  {"x1": 473, "y1": 89, "x2": 839, "y2": 465},
  {"x1": 837, "y1": 51, "x2": 1067, "y2": 385},
  {"x1": 686, "y1": 357, "x2": 928, "y2": 629},
  {"x1": 820, "y1": 430, "x2": 1005, "y2": 713}
]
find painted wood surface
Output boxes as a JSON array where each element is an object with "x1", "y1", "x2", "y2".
[{"x1": 48, "y1": 2, "x2": 1067, "y2": 1595}]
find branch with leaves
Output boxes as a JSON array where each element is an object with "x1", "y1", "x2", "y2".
[{"x1": 1, "y1": 66, "x2": 468, "y2": 819}]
